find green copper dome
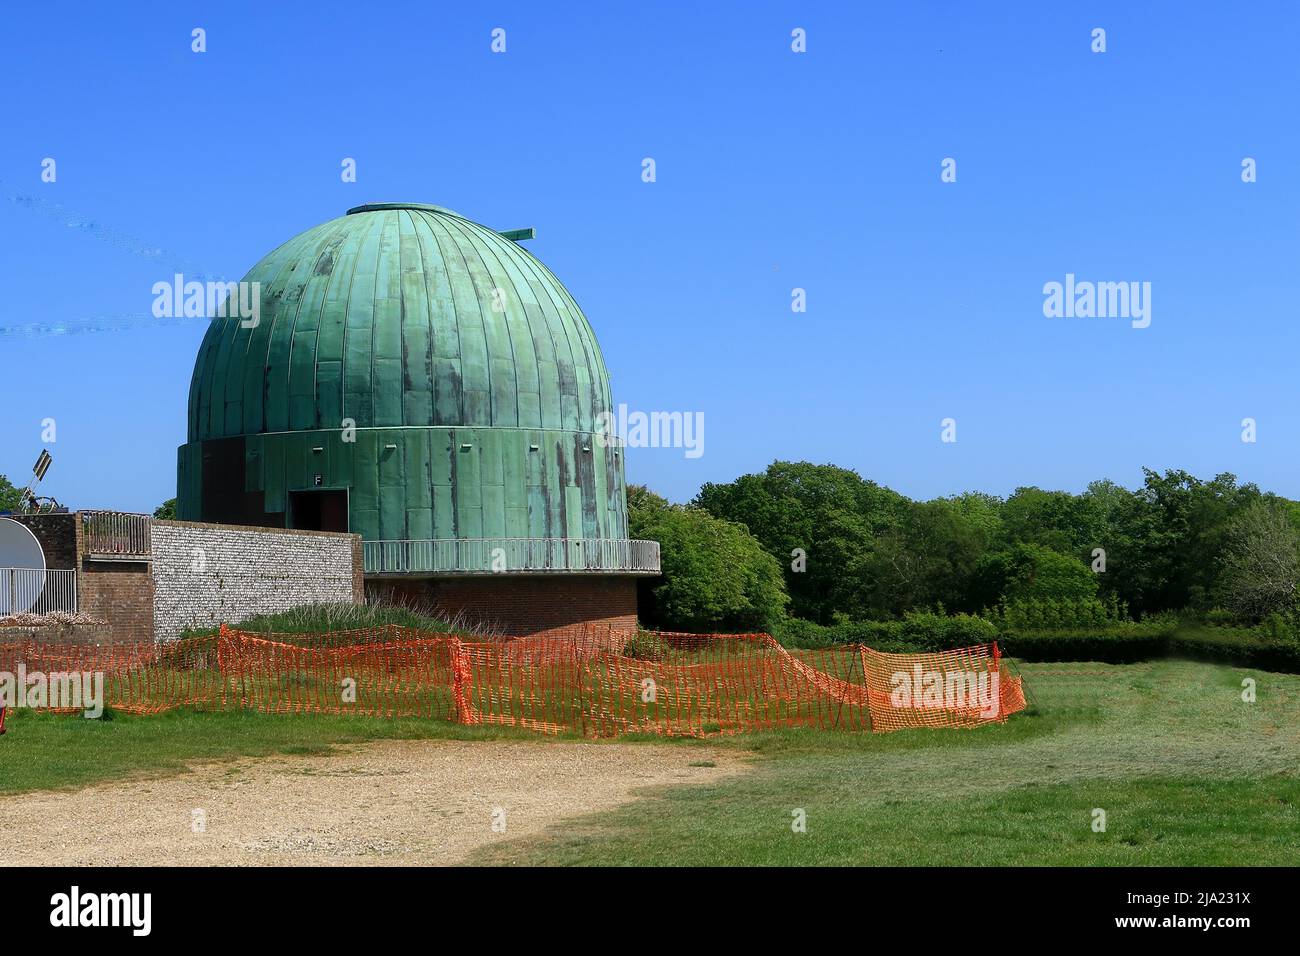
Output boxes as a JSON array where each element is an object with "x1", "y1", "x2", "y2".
[
  {"x1": 188, "y1": 202, "x2": 611, "y2": 439},
  {"x1": 176, "y1": 203, "x2": 643, "y2": 573}
]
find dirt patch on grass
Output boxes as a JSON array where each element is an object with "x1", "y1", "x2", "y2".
[{"x1": 0, "y1": 739, "x2": 748, "y2": 866}]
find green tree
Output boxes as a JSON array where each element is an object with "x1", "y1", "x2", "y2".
[
  {"x1": 1000, "y1": 487, "x2": 1083, "y2": 554},
  {"x1": 945, "y1": 491, "x2": 1005, "y2": 543},
  {"x1": 975, "y1": 543, "x2": 1099, "y2": 606},
  {"x1": 1217, "y1": 498, "x2": 1300, "y2": 620},
  {"x1": 1074, "y1": 478, "x2": 1146, "y2": 603},
  {"x1": 631, "y1": 488, "x2": 788, "y2": 632},
  {"x1": 854, "y1": 498, "x2": 993, "y2": 616},
  {"x1": 695, "y1": 461, "x2": 907, "y2": 623},
  {"x1": 1130, "y1": 469, "x2": 1260, "y2": 612},
  {"x1": 153, "y1": 498, "x2": 177, "y2": 520},
  {"x1": 626, "y1": 485, "x2": 670, "y2": 536},
  {"x1": 0, "y1": 474, "x2": 23, "y2": 512}
]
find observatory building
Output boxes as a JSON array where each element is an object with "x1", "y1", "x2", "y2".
[{"x1": 176, "y1": 202, "x2": 660, "y2": 638}]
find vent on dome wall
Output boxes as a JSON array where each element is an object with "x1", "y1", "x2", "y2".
[{"x1": 497, "y1": 227, "x2": 536, "y2": 242}]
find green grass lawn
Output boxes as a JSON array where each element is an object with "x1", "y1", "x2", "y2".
[
  {"x1": 472, "y1": 659, "x2": 1300, "y2": 865},
  {"x1": 2, "y1": 658, "x2": 1296, "y2": 865}
]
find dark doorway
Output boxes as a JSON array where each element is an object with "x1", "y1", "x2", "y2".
[{"x1": 289, "y1": 490, "x2": 350, "y2": 532}]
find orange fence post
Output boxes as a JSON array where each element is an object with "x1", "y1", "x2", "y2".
[
  {"x1": 574, "y1": 628, "x2": 587, "y2": 737},
  {"x1": 858, "y1": 645, "x2": 872, "y2": 732},
  {"x1": 450, "y1": 636, "x2": 473, "y2": 725}
]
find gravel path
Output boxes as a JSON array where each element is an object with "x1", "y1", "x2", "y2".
[{"x1": 0, "y1": 740, "x2": 748, "y2": 866}]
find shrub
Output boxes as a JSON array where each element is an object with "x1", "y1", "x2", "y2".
[
  {"x1": 1255, "y1": 610, "x2": 1300, "y2": 643},
  {"x1": 771, "y1": 617, "x2": 838, "y2": 649},
  {"x1": 983, "y1": 595, "x2": 1129, "y2": 631},
  {"x1": 632, "y1": 501, "x2": 789, "y2": 633},
  {"x1": 1202, "y1": 607, "x2": 1238, "y2": 627},
  {"x1": 622, "y1": 631, "x2": 675, "y2": 660},
  {"x1": 181, "y1": 601, "x2": 456, "y2": 638},
  {"x1": 893, "y1": 611, "x2": 998, "y2": 651}
]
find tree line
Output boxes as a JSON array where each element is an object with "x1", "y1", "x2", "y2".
[{"x1": 631, "y1": 461, "x2": 1300, "y2": 633}]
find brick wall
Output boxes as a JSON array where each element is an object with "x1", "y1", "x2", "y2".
[
  {"x1": 8, "y1": 514, "x2": 77, "y2": 570},
  {"x1": 80, "y1": 561, "x2": 155, "y2": 643},
  {"x1": 152, "y1": 520, "x2": 362, "y2": 640},
  {"x1": 366, "y1": 574, "x2": 639, "y2": 641}
]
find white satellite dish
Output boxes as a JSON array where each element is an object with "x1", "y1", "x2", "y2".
[{"x1": 0, "y1": 517, "x2": 47, "y2": 615}]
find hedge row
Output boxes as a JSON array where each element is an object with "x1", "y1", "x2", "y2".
[
  {"x1": 994, "y1": 627, "x2": 1172, "y2": 664},
  {"x1": 1167, "y1": 626, "x2": 1300, "y2": 673},
  {"x1": 774, "y1": 613, "x2": 997, "y2": 653},
  {"x1": 1002, "y1": 624, "x2": 1300, "y2": 671},
  {"x1": 774, "y1": 616, "x2": 1300, "y2": 673}
]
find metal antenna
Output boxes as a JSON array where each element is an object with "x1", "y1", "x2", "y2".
[{"x1": 19, "y1": 451, "x2": 52, "y2": 514}]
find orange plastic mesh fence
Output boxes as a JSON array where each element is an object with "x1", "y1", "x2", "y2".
[
  {"x1": 218, "y1": 633, "x2": 460, "y2": 720},
  {"x1": 0, "y1": 637, "x2": 220, "y2": 715},
  {"x1": 0, "y1": 627, "x2": 1025, "y2": 735},
  {"x1": 859, "y1": 643, "x2": 1026, "y2": 732}
]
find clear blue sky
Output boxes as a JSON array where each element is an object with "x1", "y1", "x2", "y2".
[{"x1": 2, "y1": 0, "x2": 1297, "y2": 512}]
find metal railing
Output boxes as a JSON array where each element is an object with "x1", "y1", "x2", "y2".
[
  {"x1": 81, "y1": 510, "x2": 152, "y2": 559},
  {"x1": 0, "y1": 568, "x2": 78, "y2": 616},
  {"x1": 364, "y1": 537, "x2": 661, "y2": 575}
]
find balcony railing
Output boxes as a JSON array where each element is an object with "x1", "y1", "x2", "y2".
[
  {"x1": 0, "y1": 568, "x2": 78, "y2": 616},
  {"x1": 364, "y1": 537, "x2": 661, "y2": 575},
  {"x1": 81, "y1": 511, "x2": 152, "y2": 560}
]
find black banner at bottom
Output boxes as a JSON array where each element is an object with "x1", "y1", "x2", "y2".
[{"x1": 0, "y1": 866, "x2": 1284, "y2": 941}]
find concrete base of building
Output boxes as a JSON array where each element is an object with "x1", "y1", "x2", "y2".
[{"x1": 365, "y1": 574, "x2": 639, "y2": 643}]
